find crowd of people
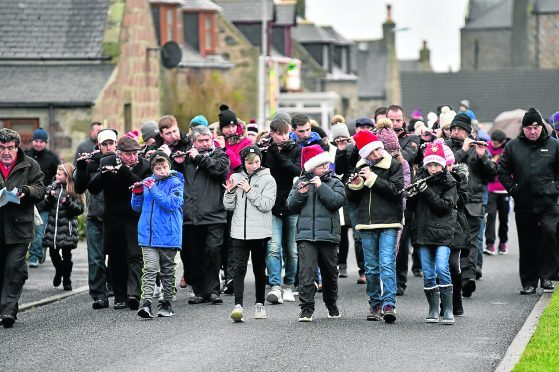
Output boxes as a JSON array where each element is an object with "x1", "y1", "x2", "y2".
[{"x1": 1, "y1": 102, "x2": 558, "y2": 329}]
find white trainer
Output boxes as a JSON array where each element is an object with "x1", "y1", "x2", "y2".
[
  {"x1": 254, "y1": 303, "x2": 267, "y2": 319},
  {"x1": 283, "y1": 287, "x2": 295, "y2": 302},
  {"x1": 266, "y1": 286, "x2": 284, "y2": 304},
  {"x1": 231, "y1": 304, "x2": 244, "y2": 323}
]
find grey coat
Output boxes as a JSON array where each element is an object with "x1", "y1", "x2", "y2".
[
  {"x1": 224, "y1": 168, "x2": 277, "y2": 240},
  {"x1": 287, "y1": 173, "x2": 346, "y2": 244}
]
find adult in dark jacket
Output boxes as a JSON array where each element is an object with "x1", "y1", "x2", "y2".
[
  {"x1": 25, "y1": 128, "x2": 60, "y2": 267},
  {"x1": 74, "y1": 128, "x2": 117, "y2": 309},
  {"x1": 387, "y1": 105, "x2": 420, "y2": 165},
  {"x1": 445, "y1": 113, "x2": 495, "y2": 297},
  {"x1": 261, "y1": 116, "x2": 301, "y2": 303},
  {"x1": 88, "y1": 136, "x2": 151, "y2": 310},
  {"x1": 0, "y1": 128, "x2": 45, "y2": 328},
  {"x1": 287, "y1": 145, "x2": 345, "y2": 320},
  {"x1": 181, "y1": 126, "x2": 230, "y2": 305},
  {"x1": 497, "y1": 108, "x2": 559, "y2": 294},
  {"x1": 73, "y1": 121, "x2": 102, "y2": 165}
]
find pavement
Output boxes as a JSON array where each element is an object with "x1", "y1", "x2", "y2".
[{"x1": 0, "y1": 214, "x2": 548, "y2": 371}]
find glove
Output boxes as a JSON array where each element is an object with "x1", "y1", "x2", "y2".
[
  {"x1": 418, "y1": 181, "x2": 428, "y2": 193},
  {"x1": 132, "y1": 182, "x2": 144, "y2": 195}
]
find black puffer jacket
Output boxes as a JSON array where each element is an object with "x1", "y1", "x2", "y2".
[
  {"x1": 262, "y1": 141, "x2": 301, "y2": 216},
  {"x1": 39, "y1": 183, "x2": 84, "y2": 250},
  {"x1": 451, "y1": 164, "x2": 470, "y2": 251},
  {"x1": 445, "y1": 138, "x2": 495, "y2": 216},
  {"x1": 497, "y1": 127, "x2": 559, "y2": 214},
  {"x1": 346, "y1": 152, "x2": 404, "y2": 230},
  {"x1": 287, "y1": 172, "x2": 345, "y2": 244},
  {"x1": 408, "y1": 169, "x2": 458, "y2": 247},
  {"x1": 182, "y1": 147, "x2": 230, "y2": 225},
  {"x1": 398, "y1": 132, "x2": 420, "y2": 164},
  {"x1": 0, "y1": 149, "x2": 45, "y2": 244}
]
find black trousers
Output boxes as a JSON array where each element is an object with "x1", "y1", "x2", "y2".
[
  {"x1": 221, "y1": 211, "x2": 235, "y2": 282},
  {"x1": 0, "y1": 243, "x2": 28, "y2": 317},
  {"x1": 103, "y1": 216, "x2": 142, "y2": 302},
  {"x1": 449, "y1": 249, "x2": 462, "y2": 304},
  {"x1": 461, "y1": 213, "x2": 482, "y2": 284},
  {"x1": 232, "y1": 238, "x2": 267, "y2": 306},
  {"x1": 485, "y1": 193, "x2": 510, "y2": 245},
  {"x1": 337, "y1": 226, "x2": 350, "y2": 265},
  {"x1": 396, "y1": 211, "x2": 421, "y2": 289},
  {"x1": 185, "y1": 224, "x2": 224, "y2": 298},
  {"x1": 180, "y1": 224, "x2": 191, "y2": 284},
  {"x1": 516, "y1": 206, "x2": 559, "y2": 287},
  {"x1": 298, "y1": 241, "x2": 338, "y2": 311},
  {"x1": 49, "y1": 247, "x2": 73, "y2": 279}
]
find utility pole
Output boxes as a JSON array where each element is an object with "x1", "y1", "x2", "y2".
[{"x1": 258, "y1": 0, "x2": 267, "y2": 127}]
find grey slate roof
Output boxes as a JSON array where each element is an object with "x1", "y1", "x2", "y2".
[
  {"x1": 466, "y1": 0, "x2": 503, "y2": 23},
  {"x1": 275, "y1": 2, "x2": 296, "y2": 26},
  {"x1": 292, "y1": 23, "x2": 337, "y2": 44},
  {"x1": 534, "y1": 0, "x2": 559, "y2": 13},
  {"x1": 399, "y1": 60, "x2": 420, "y2": 72},
  {"x1": 463, "y1": 0, "x2": 512, "y2": 30},
  {"x1": 401, "y1": 69, "x2": 559, "y2": 122},
  {"x1": 0, "y1": 0, "x2": 109, "y2": 60},
  {"x1": 213, "y1": 0, "x2": 274, "y2": 22},
  {"x1": 322, "y1": 26, "x2": 352, "y2": 46},
  {"x1": 354, "y1": 40, "x2": 388, "y2": 99},
  {"x1": 0, "y1": 64, "x2": 115, "y2": 106},
  {"x1": 181, "y1": 0, "x2": 223, "y2": 12}
]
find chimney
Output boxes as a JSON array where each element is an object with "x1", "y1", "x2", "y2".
[
  {"x1": 419, "y1": 40, "x2": 431, "y2": 71},
  {"x1": 511, "y1": 0, "x2": 530, "y2": 67},
  {"x1": 382, "y1": 4, "x2": 395, "y2": 51}
]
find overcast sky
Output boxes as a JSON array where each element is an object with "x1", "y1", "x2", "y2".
[{"x1": 306, "y1": 0, "x2": 470, "y2": 72}]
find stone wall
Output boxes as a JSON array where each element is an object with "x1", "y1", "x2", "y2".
[
  {"x1": 93, "y1": 0, "x2": 161, "y2": 133},
  {"x1": 323, "y1": 79, "x2": 359, "y2": 119},
  {"x1": 534, "y1": 13, "x2": 559, "y2": 69},
  {"x1": 461, "y1": 29, "x2": 512, "y2": 70}
]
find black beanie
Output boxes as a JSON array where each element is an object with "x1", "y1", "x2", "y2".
[
  {"x1": 218, "y1": 104, "x2": 237, "y2": 130},
  {"x1": 522, "y1": 107, "x2": 544, "y2": 127},
  {"x1": 149, "y1": 150, "x2": 171, "y2": 169},
  {"x1": 450, "y1": 113, "x2": 472, "y2": 134},
  {"x1": 239, "y1": 145, "x2": 262, "y2": 165}
]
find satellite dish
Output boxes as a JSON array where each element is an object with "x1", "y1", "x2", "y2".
[{"x1": 161, "y1": 41, "x2": 182, "y2": 68}]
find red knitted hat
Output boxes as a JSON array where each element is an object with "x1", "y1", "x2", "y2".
[
  {"x1": 354, "y1": 130, "x2": 384, "y2": 158},
  {"x1": 301, "y1": 144, "x2": 331, "y2": 172},
  {"x1": 423, "y1": 142, "x2": 447, "y2": 167}
]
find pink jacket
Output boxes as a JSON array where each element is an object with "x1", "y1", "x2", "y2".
[{"x1": 487, "y1": 141, "x2": 507, "y2": 193}]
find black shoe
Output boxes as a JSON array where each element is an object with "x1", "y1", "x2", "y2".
[
  {"x1": 53, "y1": 273, "x2": 62, "y2": 288},
  {"x1": 188, "y1": 296, "x2": 210, "y2": 305},
  {"x1": 298, "y1": 309, "x2": 313, "y2": 322},
  {"x1": 1, "y1": 315, "x2": 15, "y2": 329},
  {"x1": 63, "y1": 279, "x2": 72, "y2": 291},
  {"x1": 453, "y1": 305, "x2": 464, "y2": 316},
  {"x1": 541, "y1": 280, "x2": 555, "y2": 293},
  {"x1": 520, "y1": 286, "x2": 537, "y2": 295},
  {"x1": 158, "y1": 300, "x2": 175, "y2": 317},
  {"x1": 396, "y1": 286, "x2": 405, "y2": 296},
  {"x1": 211, "y1": 294, "x2": 223, "y2": 304},
  {"x1": 462, "y1": 280, "x2": 476, "y2": 298},
  {"x1": 92, "y1": 299, "x2": 109, "y2": 309},
  {"x1": 327, "y1": 305, "x2": 341, "y2": 319},
  {"x1": 114, "y1": 301, "x2": 128, "y2": 310},
  {"x1": 137, "y1": 301, "x2": 154, "y2": 319},
  {"x1": 476, "y1": 270, "x2": 483, "y2": 280},
  {"x1": 127, "y1": 296, "x2": 140, "y2": 310},
  {"x1": 222, "y1": 279, "x2": 234, "y2": 295}
]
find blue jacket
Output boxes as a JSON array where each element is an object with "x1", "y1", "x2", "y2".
[
  {"x1": 131, "y1": 171, "x2": 184, "y2": 249},
  {"x1": 289, "y1": 131, "x2": 322, "y2": 147}
]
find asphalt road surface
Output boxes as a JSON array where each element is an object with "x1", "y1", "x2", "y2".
[{"x1": 1, "y1": 214, "x2": 542, "y2": 371}]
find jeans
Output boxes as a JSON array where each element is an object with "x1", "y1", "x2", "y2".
[
  {"x1": 28, "y1": 211, "x2": 48, "y2": 261},
  {"x1": 419, "y1": 246, "x2": 451, "y2": 288},
  {"x1": 360, "y1": 229, "x2": 398, "y2": 308},
  {"x1": 266, "y1": 214, "x2": 297, "y2": 287},
  {"x1": 86, "y1": 219, "x2": 108, "y2": 301}
]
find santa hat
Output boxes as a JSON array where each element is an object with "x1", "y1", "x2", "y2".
[
  {"x1": 423, "y1": 142, "x2": 447, "y2": 167},
  {"x1": 354, "y1": 130, "x2": 384, "y2": 159},
  {"x1": 301, "y1": 144, "x2": 331, "y2": 172}
]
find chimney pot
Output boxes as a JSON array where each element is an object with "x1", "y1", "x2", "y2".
[{"x1": 386, "y1": 4, "x2": 392, "y2": 21}]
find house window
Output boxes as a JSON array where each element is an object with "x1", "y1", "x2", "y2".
[
  {"x1": 156, "y1": 5, "x2": 178, "y2": 44},
  {"x1": 200, "y1": 13, "x2": 216, "y2": 56},
  {"x1": 0, "y1": 118, "x2": 39, "y2": 148},
  {"x1": 184, "y1": 12, "x2": 216, "y2": 57},
  {"x1": 322, "y1": 44, "x2": 330, "y2": 71}
]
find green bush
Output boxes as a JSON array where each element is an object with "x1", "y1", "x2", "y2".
[{"x1": 77, "y1": 214, "x2": 86, "y2": 241}]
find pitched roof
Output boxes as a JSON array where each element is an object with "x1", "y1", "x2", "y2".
[
  {"x1": 399, "y1": 60, "x2": 420, "y2": 72},
  {"x1": 0, "y1": 0, "x2": 109, "y2": 60},
  {"x1": 354, "y1": 40, "x2": 388, "y2": 99},
  {"x1": 292, "y1": 23, "x2": 337, "y2": 44},
  {"x1": 213, "y1": 0, "x2": 274, "y2": 22},
  {"x1": 0, "y1": 64, "x2": 115, "y2": 106},
  {"x1": 322, "y1": 26, "x2": 352, "y2": 46},
  {"x1": 401, "y1": 69, "x2": 559, "y2": 122},
  {"x1": 463, "y1": 0, "x2": 512, "y2": 30},
  {"x1": 181, "y1": 0, "x2": 222, "y2": 12},
  {"x1": 466, "y1": 0, "x2": 504, "y2": 23},
  {"x1": 534, "y1": 0, "x2": 559, "y2": 13},
  {"x1": 275, "y1": 2, "x2": 296, "y2": 26}
]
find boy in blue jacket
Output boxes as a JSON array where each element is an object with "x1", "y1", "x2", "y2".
[{"x1": 131, "y1": 151, "x2": 184, "y2": 319}]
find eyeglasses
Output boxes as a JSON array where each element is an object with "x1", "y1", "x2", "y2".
[{"x1": 0, "y1": 145, "x2": 16, "y2": 152}]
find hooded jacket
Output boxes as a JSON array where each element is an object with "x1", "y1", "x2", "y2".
[
  {"x1": 223, "y1": 167, "x2": 276, "y2": 240},
  {"x1": 39, "y1": 183, "x2": 84, "y2": 250},
  {"x1": 131, "y1": 171, "x2": 184, "y2": 249},
  {"x1": 497, "y1": 126, "x2": 559, "y2": 214},
  {"x1": 287, "y1": 172, "x2": 345, "y2": 244},
  {"x1": 346, "y1": 151, "x2": 404, "y2": 230}
]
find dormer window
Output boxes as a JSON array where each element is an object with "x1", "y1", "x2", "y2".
[
  {"x1": 151, "y1": 2, "x2": 179, "y2": 45},
  {"x1": 184, "y1": 12, "x2": 217, "y2": 57}
]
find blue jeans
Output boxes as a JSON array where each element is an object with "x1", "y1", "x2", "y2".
[
  {"x1": 360, "y1": 229, "x2": 398, "y2": 308},
  {"x1": 86, "y1": 219, "x2": 108, "y2": 301},
  {"x1": 266, "y1": 214, "x2": 298, "y2": 286},
  {"x1": 28, "y1": 211, "x2": 48, "y2": 261},
  {"x1": 419, "y1": 246, "x2": 452, "y2": 288}
]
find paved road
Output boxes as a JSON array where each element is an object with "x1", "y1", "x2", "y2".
[{"x1": 1, "y1": 214, "x2": 542, "y2": 371}]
